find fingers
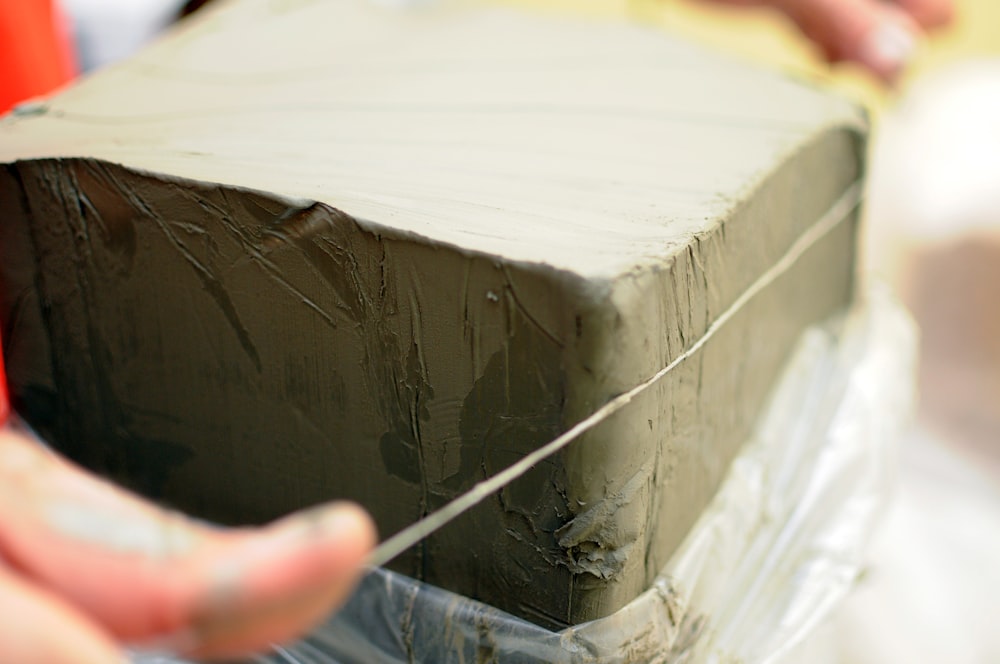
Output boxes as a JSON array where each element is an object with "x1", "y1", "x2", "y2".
[
  {"x1": 181, "y1": 503, "x2": 376, "y2": 659},
  {"x1": 0, "y1": 427, "x2": 376, "y2": 658},
  {"x1": 0, "y1": 427, "x2": 210, "y2": 637},
  {"x1": 0, "y1": 563, "x2": 124, "y2": 664},
  {"x1": 895, "y1": 0, "x2": 954, "y2": 28},
  {"x1": 182, "y1": 520, "x2": 370, "y2": 660},
  {"x1": 703, "y1": 0, "x2": 955, "y2": 82},
  {"x1": 770, "y1": 0, "x2": 921, "y2": 82}
]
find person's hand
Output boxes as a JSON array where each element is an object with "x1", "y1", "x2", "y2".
[
  {"x1": 703, "y1": 0, "x2": 954, "y2": 82},
  {"x1": 0, "y1": 425, "x2": 376, "y2": 663}
]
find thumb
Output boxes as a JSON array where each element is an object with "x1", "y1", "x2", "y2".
[{"x1": 0, "y1": 427, "x2": 376, "y2": 659}]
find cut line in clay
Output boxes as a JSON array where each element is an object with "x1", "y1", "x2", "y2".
[{"x1": 367, "y1": 180, "x2": 863, "y2": 569}]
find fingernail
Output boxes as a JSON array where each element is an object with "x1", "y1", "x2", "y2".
[
  {"x1": 859, "y1": 22, "x2": 918, "y2": 83},
  {"x1": 271, "y1": 502, "x2": 373, "y2": 545},
  {"x1": 313, "y1": 503, "x2": 373, "y2": 540}
]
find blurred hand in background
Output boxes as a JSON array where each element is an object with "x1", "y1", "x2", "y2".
[{"x1": 703, "y1": 0, "x2": 953, "y2": 81}]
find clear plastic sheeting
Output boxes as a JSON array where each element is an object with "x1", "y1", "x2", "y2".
[{"x1": 135, "y1": 288, "x2": 916, "y2": 664}]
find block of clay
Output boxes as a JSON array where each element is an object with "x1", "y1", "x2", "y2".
[{"x1": 0, "y1": 0, "x2": 864, "y2": 628}]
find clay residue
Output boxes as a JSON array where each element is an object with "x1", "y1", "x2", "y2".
[{"x1": 554, "y1": 462, "x2": 652, "y2": 581}]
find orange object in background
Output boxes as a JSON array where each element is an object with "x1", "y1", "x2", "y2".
[
  {"x1": 0, "y1": 0, "x2": 77, "y2": 114},
  {"x1": 0, "y1": 1, "x2": 73, "y2": 418}
]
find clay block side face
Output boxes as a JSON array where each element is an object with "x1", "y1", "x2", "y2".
[
  {"x1": 2, "y1": 158, "x2": 584, "y2": 624},
  {"x1": 556, "y1": 128, "x2": 863, "y2": 622}
]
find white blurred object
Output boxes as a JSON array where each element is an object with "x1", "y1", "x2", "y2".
[
  {"x1": 855, "y1": 62, "x2": 1000, "y2": 664},
  {"x1": 868, "y1": 61, "x2": 1000, "y2": 249},
  {"x1": 61, "y1": 0, "x2": 186, "y2": 72},
  {"x1": 834, "y1": 427, "x2": 1000, "y2": 664}
]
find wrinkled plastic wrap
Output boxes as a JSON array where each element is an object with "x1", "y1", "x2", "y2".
[{"x1": 136, "y1": 288, "x2": 916, "y2": 664}]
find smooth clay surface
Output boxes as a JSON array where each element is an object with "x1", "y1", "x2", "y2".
[{"x1": 0, "y1": 0, "x2": 865, "y2": 628}]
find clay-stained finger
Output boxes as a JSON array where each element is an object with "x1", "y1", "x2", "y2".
[
  {"x1": 179, "y1": 503, "x2": 376, "y2": 658},
  {"x1": 0, "y1": 427, "x2": 375, "y2": 654},
  {"x1": 0, "y1": 427, "x2": 213, "y2": 637},
  {"x1": 182, "y1": 557, "x2": 368, "y2": 660}
]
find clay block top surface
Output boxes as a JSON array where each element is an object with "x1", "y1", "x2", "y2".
[{"x1": 0, "y1": 0, "x2": 862, "y2": 280}]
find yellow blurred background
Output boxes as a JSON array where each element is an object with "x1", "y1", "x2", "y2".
[{"x1": 500, "y1": 0, "x2": 999, "y2": 119}]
